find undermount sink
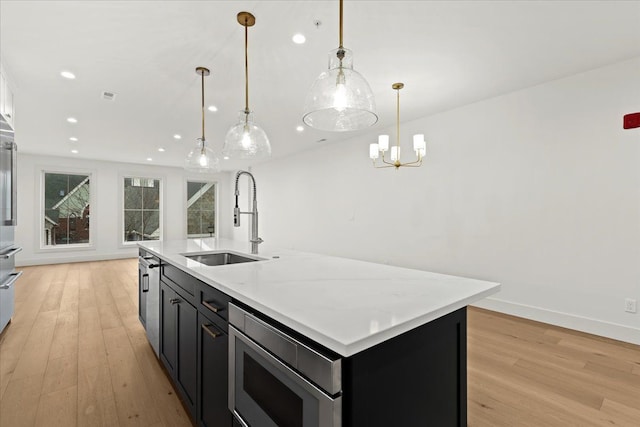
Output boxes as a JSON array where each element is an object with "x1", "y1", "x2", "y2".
[{"x1": 184, "y1": 252, "x2": 261, "y2": 266}]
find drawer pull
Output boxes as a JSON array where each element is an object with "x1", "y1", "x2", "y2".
[
  {"x1": 202, "y1": 323, "x2": 221, "y2": 339},
  {"x1": 202, "y1": 300, "x2": 224, "y2": 313},
  {"x1": 169, "y1": 298, "x2": 180, "y2": 305}
]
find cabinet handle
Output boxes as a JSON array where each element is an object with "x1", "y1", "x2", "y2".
[
  {"x1": 169, "y1": 298, "x2": 180, "y2": 305},
  {"x1": 202, "y1": 300, "x2": 224, "y2": 313},
  {"x1": 148, "y1": 264, "x2": 159, "y2": 269},
  {"x1": 202, "y1": 323, "x2": 221, "y2": 339},
  {"x1": 142, "y1": 274, "x2": 149, "y2": 292}
]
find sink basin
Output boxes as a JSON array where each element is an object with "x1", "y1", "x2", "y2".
[{"x1": 184, "y1": 252, "x2": 261, "y2": 266}]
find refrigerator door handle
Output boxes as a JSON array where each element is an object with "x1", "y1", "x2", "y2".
[
  {"x1": 0, "y1": 271, "x2": 22, "y2": 289},
  {"x1": 10, "y1": 141, "x2": 17, "y2": 225},
  {"x1": 0, "y1": 247, "x2": 22, "y2": 259}
]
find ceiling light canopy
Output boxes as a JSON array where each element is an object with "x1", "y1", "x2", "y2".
[
  {"x1": 223, "y1": 12, "x2": 271, "y2": 160},
  {"x1": 186, "y1": 67, "x2": 219, "y2": 172},
  {"x1": 302, "y1": 0, "x2": 377, "y2": 132},
  {"x1": 369, "y1": 83, "x2": 425, "y2": 169}
]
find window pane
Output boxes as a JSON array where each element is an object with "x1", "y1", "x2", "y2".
[
  {"x1": 143, "y1": 181, "x2": 160, "y2": 210},
  {"x1": 187, "y1": 181, "x2": 215, "y2": 237},
  {"x1": 124, "y1": 179, "x2": 142, "y2": 209},
  {"x1": 123, "y1": 177, "x2": 161, "y2": 243},
  {"x1": 43, "y1": 172, "x2": 90, "y2": 247},
  {"x1": 142, "y1": 210, "x2": 160, "y2": 240},
  {"x1": 124, "y1": 210, "x2": 142, "y2": 241}
]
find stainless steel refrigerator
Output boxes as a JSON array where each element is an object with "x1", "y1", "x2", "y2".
[{"x1": 1, "y1": 113, "x2": 22, "y2": 334}]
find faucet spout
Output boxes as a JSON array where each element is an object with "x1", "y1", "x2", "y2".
[{"x1": 234, "y1": 170, "x2": 262, "y2": 254}]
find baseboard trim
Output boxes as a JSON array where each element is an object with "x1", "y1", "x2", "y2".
[
  {"x1": 472, "y1": 297, "x2": 640, "y2": 345},
  {"x1": 16, "y1": 251, "x2": 137, "y2": 267}
]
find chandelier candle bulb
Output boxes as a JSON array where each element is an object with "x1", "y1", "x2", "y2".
[
  {"x1": 413, "y1": 134, "x2": 426, "y2": 155},
  {"x1": 390, "y1": 146, "x2": 400, "y2": 162},
  {"x1": 378, "y1": 135, "x2": 389, "y2": 152},
  {"x1": 369, "y1": 143, "x2": 380, "y2": 159}
]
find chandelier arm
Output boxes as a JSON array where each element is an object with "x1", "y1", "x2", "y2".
[
  {"x1": 373, "y1": 162, "x2": 397, "y2": 169},
  {"x1": 397, "y1": 158, "x2": 424, "y2": 167},
  {"x1": 379, "y1": 152, "x2": 396, "y2": 167}
]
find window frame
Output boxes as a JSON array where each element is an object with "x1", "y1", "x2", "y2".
[
  {"x1": 120, "y1": 174, "x2": 164, "y2": 246},
  {"x1": 185, "y1": 179, "x2": 218, "y2": 239},
  {"x1": 38, "y1": 168, "x2": 95, "y2": 252}
]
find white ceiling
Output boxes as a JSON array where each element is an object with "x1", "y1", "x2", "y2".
[{"x1": 1, "y1": 1, "x2": 639, "y2": 171}]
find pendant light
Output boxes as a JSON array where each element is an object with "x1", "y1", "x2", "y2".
[
  {"x1": 222, "y1": 12, "x2": 271, "y2": 160},
  {"x1": 186, "y1": 67, "x2": 219, "y2": 172},
  {"x1": 369, "y1": 83, "x2": 425, "y2": 169},
  {"x1": 302, "y1": 0, "x2": 377, "y2": 132}
]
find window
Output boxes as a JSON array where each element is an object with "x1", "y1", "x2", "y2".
[
  {"x1": 123, "y1": 177, "x2": 161, "y2": 243},
  {"x1": 43, "y1": 172, "x2": 91, "y2": 247},
  {"x1": 187, "y1": 181, "x2": 216, "y2": 237}
]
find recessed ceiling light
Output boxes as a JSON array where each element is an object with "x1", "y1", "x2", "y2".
[
  {"x1": 173, "y1": 134, "x2": 182, "y2": 140},
  {"x1": 69, "y1": 137, "x2": 78, "y2": 142},
  {"x1": 158, "y1": 147, "x2": 165, "y2": 152},
  {"x1": 208, "y1": 105, "x2": 218, "y2": 112},
  {"x1": 296, "y1": 125, "x2": 304, "y2": 132},
  {"x1": 61, "y1": 71, "x2": 76, "y2": 80},
  {"x1": 223, "y1": 156, "x2": 230, "y2": 160},
  {"x1": 147, "y1": 158, "x2": 153, "y2": 162},
  {"x1": 67, "y1": 117, "x2": 77, "y2": 123},
  {"x1": 71, "y1": 149, "x2": 79, "y2": 154},
  {"x1": 292, "y1": 33, "x2": 306, "y2": 44}
]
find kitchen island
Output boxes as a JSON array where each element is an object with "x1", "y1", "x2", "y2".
[{"x1": 138, "y1": 238, "x2": 500, "y2": 427}]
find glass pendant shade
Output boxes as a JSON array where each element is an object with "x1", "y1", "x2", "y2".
[
  {"x1": 303, "y1": 48, "x2": 377, "y2": 132},
  {"x1": 223, "y1": 111, "x2": 271, "y2": 160},
  {"x1": 186, "y1": 137, "x2": 219, "y2": 172}
]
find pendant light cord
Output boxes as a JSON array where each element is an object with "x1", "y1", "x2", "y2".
[
  {"x1": 201, "y1": 71, "x2": 205, "y2": 141},
  {"x1": 244, "y1": 17, "x2": 250, "y2": 115},
  {"x1": 339, "y1": 0, "x2": 344, "y2": 49}
]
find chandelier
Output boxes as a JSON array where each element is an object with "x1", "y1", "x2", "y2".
[{"x1": 369, "y1": 83, "x2": 425, "y2": 169}]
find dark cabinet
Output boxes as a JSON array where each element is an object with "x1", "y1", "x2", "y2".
[
  {"x1": 160, "y1": 281, "x2": 198, "y2": 419},
  {"x1": 197, "y1": 312, "x2": 231, "y2": 427}
]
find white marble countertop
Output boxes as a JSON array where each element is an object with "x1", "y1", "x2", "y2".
[{"x1": 139, "y1": 238, "x2": 500, "y2": 357}]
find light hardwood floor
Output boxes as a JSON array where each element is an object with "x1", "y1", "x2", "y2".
[{"x1": 0, "y1": 259, "x2": 639, "y2": 426}]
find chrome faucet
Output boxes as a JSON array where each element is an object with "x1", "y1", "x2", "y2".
[{"x1": 234, "y1": 170, "x2": 263, "y2": 254}]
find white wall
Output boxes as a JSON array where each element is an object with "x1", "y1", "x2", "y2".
[
  {"x1": 252, "y1": 58, "x2": 640, "y2": 344},
  {"x1": 15, "y1": 153, "x2": 234, "y2": 266}
]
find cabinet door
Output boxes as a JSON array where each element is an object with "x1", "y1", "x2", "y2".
[
  {"x1": 198, "y1": 312, "x2": 231, "y2": 427},
  {"x1": 176, "y1": 295, "x2": 198, "y2": 417},
  {"x1": 160, "y1": 282, "x2": 177, "y2": 375}
]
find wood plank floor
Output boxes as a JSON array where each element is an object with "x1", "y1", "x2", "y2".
[{"x1": 1, "y1": 259, "x2": 639, "y2": 426}]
